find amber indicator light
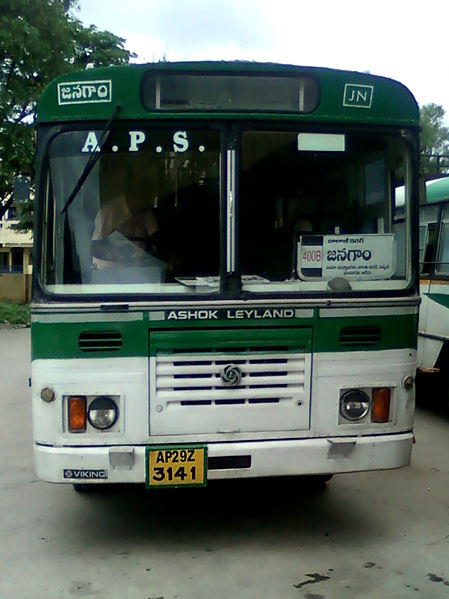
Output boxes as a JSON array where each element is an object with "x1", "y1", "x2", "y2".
[
  {"x1": 68, "y1": 396, "x2": 87, "y2": 432},
  {"x1": 372, "y1": 388, "x2": 391, "y2": 423}
]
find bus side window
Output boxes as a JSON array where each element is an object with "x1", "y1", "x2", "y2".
[
  {"x1": 419, "y1": 204, "x2": 441, "y2": 275},
  {"x1": 436, "y1": 206, "x2": 449, "y2": 275},
  {"x1": 421, "y1": 222, "x2": 438, "y2": 275}
]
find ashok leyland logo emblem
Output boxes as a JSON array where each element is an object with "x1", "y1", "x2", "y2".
[{"x1": 221, "y1": 364, "x2": 242, "y2": 386}]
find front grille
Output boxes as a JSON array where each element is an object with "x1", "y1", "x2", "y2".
[
  {"x1": 149, "y1": 330, "x2": 312, "y2": 435},
  {"x1": 155, "y1": 350, "x2": 306, "y2": 406},
  {"x1": 78, "y1": 330, "x2": 123, "y2": 352}
]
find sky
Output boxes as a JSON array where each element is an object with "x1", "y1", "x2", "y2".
[{"x1": 74, "y1": 0, "x2": 449, "y2": 122}]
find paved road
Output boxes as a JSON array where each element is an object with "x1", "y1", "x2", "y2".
[{"x1": 0, "y1": 328, "x2": 448, "y2": 599}]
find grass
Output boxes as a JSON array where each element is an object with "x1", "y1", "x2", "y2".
[{"x1": 0, "y1": 302, "x2": 30, "y2": 327}]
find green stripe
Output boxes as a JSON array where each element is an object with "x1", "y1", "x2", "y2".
[
  {"x1": 31, "y1": 320, "x2": 145, "y2": 360},
  {"x1": 424, "y1": 293, "x2": 449, "y2": 309},
  {"x1": 314, "y1": 314, "x2": 417, "y2": 353},
  {"x1": 31, "y1": 313, "x2": 417, "y2": 360}
]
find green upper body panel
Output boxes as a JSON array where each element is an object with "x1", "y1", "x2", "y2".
[
  {"x1": 31, "y1": 312, "x2": 418, "y2": 360},
  {"x1": 36, "y1": 61, "x2": 419, "y2": 128},
  {"x1": 425, "y1": 177, "x2": 449, "y2": 204}
]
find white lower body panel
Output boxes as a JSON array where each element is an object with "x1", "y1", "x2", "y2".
[
  {"x1": 35, "y1": 432, "x2": 413, "y2": 484},
  {"x1": 418, "y1": 283, "x2": 449, "y2": 368}
]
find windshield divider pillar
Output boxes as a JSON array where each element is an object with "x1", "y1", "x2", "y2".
[{"x1": 226, "y1": 149, "x2": 236, "y2": 274}]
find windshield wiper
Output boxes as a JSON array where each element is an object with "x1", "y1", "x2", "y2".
[{"x1": 61, "y1": 104, "x2": 121, "y2": 214}]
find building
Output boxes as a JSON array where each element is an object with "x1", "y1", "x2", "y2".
[{"x1": 0, "y1": 206, "x2": 33, "y2": 302}]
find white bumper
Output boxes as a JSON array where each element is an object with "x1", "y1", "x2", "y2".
[{"x1": 35, "y1": 432, "x2": 413, "y2": 484}]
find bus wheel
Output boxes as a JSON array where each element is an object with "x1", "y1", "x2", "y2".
[
  {"x1": 434, "y1": 343, "x2": 449, "y2": 414},
  {"x1": 442, "y1": 376, "x2": 449, "y2": 414},
  {"x1": 303, "y1": 474, "x2": 333, "y2": 487}
]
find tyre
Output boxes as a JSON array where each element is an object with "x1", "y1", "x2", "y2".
[{"x1": 302, "y1": 474, "x2": 333, "y2": 488}]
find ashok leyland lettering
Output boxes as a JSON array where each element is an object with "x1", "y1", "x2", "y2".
[{"x1": 31, "y1": 62, "x2": 419, "y2": 489}]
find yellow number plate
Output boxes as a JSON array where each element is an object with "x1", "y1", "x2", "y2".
[{"x1": 146, "y1": 445, "x2": 207, "y2": 488}]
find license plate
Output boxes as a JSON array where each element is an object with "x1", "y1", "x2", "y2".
[{"x1": 146, "y1": 445, "x2": 207, "y2": 488}]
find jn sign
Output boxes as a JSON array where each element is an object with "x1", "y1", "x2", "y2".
[{"x1": 343, "y1": 84, "x2": 374, "y2": 108}]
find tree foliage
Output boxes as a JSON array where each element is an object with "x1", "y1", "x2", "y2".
[
  {"x1": 0, "y1": 0, "x2": 135, "y2": 224},
  {"x1": 419, "y1": 103, "x2": 449, "y2": 177}
]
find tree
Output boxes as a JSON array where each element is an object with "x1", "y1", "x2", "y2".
[
  {"x1": 0, "y1": 0, "x2": 135, "y2": 226},
  {"x1": 419, "y1": 103, "x2": 449, "y2": 178}
]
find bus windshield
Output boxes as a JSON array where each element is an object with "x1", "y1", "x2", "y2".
[
  {"x1": 44, "y1": 127, "x2": 221, "y2": 294},
  {"x1": 240, "y1": 130, "x2": 411, "y2": 292},
  {"x1": 42, "y1": 126, "x2": 412, "y2": 296}
]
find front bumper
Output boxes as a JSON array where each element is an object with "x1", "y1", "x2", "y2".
[{"x1": 34, "y1": 432, "x2": 413, "y2": 484}]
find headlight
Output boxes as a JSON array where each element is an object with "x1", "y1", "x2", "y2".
[
  {"x1": 340, "y1": 389, "x2": 370, "y2": 421},
  {"x1": 87, "y1": 396, "x2": 118, "y2": 430}
]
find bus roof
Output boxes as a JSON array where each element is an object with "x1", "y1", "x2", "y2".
[
  {"x1": 37, "y1": 61, "x2": 419, "y2": 127},
  {"x1": 425, "y1": 177, "x2": 449, "y2": 204}
]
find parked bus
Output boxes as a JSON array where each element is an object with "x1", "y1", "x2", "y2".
[
  {"x1": 32, "y1": 62, "x2": 420, "y2": 489},
  {"x1": 417, "y1": 176, "x2": 449, "y2": 405}
]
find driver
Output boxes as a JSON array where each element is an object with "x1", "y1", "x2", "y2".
[{"x1": 91, "y1": 156, "x2": 160, "y2": 268}]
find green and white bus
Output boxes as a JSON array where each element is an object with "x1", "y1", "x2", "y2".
[
  {"x1": 418, "y1": 176, "x2": 449, "y2": 405},
  {"x1": 32, "y1": 62, "x2": 419, "y2": 489}
]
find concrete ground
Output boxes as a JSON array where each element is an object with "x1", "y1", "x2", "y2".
[{"x1": 0, "y1": 327, "x2": 448, "y2": 599}]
